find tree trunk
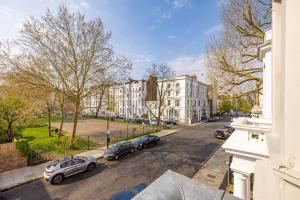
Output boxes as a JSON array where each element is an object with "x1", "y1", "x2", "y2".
[
  {"x1": 71, "y1": 101, "x2": 80, "y2": 147},
  {"x1": 47, "y1": 107, "x2": 52, "y2": 137},
  {"x1": 157, "y1": 112, "x2": 161, "y2": 126},
  {"x1": 6, "y1": 122, "x2": 13, "y2": 142},
  {"x1": 59, "y1": 94, "x2": 65, "y2": 137},
  {"x1": 95, "y1": 93, "x2": 104, "y2": 118}
]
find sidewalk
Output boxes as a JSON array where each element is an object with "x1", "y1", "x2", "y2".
[
  {"x1": 0, "y1": 129, "x2": 178, "y2": 191},
  {"x1": 192, "y1": 146, "x2": 230, "y2": 189}
]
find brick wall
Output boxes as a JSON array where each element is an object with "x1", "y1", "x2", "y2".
[{"x1": 0, "y1": 143, "x2": 27, "y2": 173}]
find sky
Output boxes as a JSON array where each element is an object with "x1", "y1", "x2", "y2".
[{"x1": 0, "y1": 0, "x2": 224, "y2": 83}]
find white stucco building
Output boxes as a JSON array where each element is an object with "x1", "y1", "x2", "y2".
[
  {"x1": 83, "y1": 75, "x2": 210, "y2": 123},
  {"x1": 109, "y1": 79, "x2": 147, "y2": 117},
  {"x1": 147, "y1": 75, "x2": 209, "y2": 124},
  {"x1": 82, "y1": 79, "x2": 147, "y2": 117},
  {"x1": 222, "y1": 1, "x2": 300, "y2": 199}
]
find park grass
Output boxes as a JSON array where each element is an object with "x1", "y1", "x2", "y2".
[
  {"x1": 21, "y1": 126, "x2": 102, "y2": 156},
  {"x1": 28, "y1": 116, "x2": 62, "y2": 127},
  {"x1": 21, "y1": 116, "x2": 163, "y2": 158}
]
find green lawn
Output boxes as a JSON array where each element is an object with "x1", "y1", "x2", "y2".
[
  {"x1": 21, "y1": 117, "x2": 162, "y2": 158},
  {"x1": 21, "y1": 126, "x2": 102, "y2": 156},
  {"x1": 28, "y1": 116, "x2": 62, "y2": 127}
]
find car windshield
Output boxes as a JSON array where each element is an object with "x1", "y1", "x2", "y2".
[{"x1": 109, "y1": 142, "x2": 127, "y2": 150}]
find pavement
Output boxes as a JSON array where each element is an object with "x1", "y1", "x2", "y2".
[
  {"x1": 1, "y1": 122, "x2": 225, "y2": 200},
  {"x1": 192, "y1": 145, "x2": 230, "y2": 189},
  {"x1": 0, "y1": 129, "x2": 178, "y2": 191}
]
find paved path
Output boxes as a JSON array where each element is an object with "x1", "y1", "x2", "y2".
[
  {"x1": 192, "y1": 146, "x2": 230, "y2": 189},
  {"x1": 1, "y1": 122, "x2": 225, "y2": 200}
]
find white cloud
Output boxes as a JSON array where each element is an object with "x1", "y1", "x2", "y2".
[
  {"x1": 216, "y1": 0, "x2": 226, "y2": 7},
  {"x1": 204, "y1": 24, "x2": 223, "y2": 35},
  {"x1": 167, "y1": 54, "x2": 208, "y2": 82},
  {"x1": 161, "y1": 11, "x2": 172, "y2": 19},
  {"x1": 172, "y1": 0, "x2": 189, "y2": 9},
  {"x1": 132, "y1": 54, "x2": 154, "y2": 64},
  {"x1": 79, "y1": 1, "x2": 89, "y2": 8},
  {"x1": 167, "y1": 35, "x2": 175, "y2": 39},
  {"x1": 68, "y1": 1, "x2": 90, "y2": 12}
]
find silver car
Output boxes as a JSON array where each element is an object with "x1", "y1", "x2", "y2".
[{"x1": 43, "y1": 155, "x2": 97, "y2": 184}]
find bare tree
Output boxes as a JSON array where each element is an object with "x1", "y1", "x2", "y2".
[
  {"x1": 206, "y1": 0, "x2": 271, "y2": 103},
  {"x1": 0, "y1": 6, "x2": 131, "y2": 145},
  {"x1": 145, "y1": 64, "x2": 174, "y2": 126}
]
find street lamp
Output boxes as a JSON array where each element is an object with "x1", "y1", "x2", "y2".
[{"x1": 106, "y1": 109, "x2": 110, "y2": 149}]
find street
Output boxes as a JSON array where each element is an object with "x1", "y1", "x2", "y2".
[{"x1": 1, "y1": 122, "x2": 226, "y2": 200}]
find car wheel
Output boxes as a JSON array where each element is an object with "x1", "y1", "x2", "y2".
[
  {"x1": 87, "y1": 163, "x2": 96, "y2": 171},
  {"x1": 51, "y1": 174, "x2": 64, "y2": 185},
  {"x1": 114, "y1": 154, "x2": 119, "y2": 160}
]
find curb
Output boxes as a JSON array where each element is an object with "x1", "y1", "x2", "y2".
[{"x1": 199, "y1": 143, "x2": 223, "y2": 170}]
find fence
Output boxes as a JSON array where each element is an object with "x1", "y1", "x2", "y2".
[
  {"x1": 0, "y1": 142, "x2": 16, "y2": 153},
  {"x1": 27, "y1": 124, "x2": 163, "y2": 166},
  {"x1": 79, "y1": 124, "x2": 161, "y2": 149}
]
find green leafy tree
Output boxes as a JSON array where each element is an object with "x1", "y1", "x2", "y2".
[
  {"x1": 217, "y1": 96, "x2": 234, "y2": 113},
  {"x1": 237, "y1": 98, "x2": 252, "y2": 113},
  {"x1": 0, "y1": 96, "x2": 27, "y2": 141},
  {"x1": 56, "y1": 136, "x2": 73, "y2": 158}
]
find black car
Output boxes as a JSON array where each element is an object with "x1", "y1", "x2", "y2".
[
  {"x1": 104, "y1": 141, "x2": 135, "y2": 160},
  {"x1": 134, "y1": 135, "x2": 160, "y2": 149},
  {"x1": 207, "y1": 117, "x2": 216, "y2": 122},
  {"x1": 109, "y1": 183, "x2": 148, "y2": 200},
  {"x1": 224, "y1": 123, "x2": 235, "y2": 133},
  {"x1": 163, "y1": 119, "x2": 177, "y2": 125},
  {"x1": 214, "y1": 129, "x2": 230, "y2": 139}
]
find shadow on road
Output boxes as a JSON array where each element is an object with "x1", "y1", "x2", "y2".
[{"x1": 58, "y1": 163, "x2": 108, "y2": 185}]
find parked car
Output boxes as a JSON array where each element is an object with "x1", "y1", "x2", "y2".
[
  {"x1": 163, "y1": 119, "x2": 177, "y2": 125},
  {"x1": 104, "y1": 141, "x2": 135, "y2": 160},
  {"x1": 109, "y1": 183, "x2": 148, "y2": 200},
  {"x1": 214, "y1": 129, "x2": 230, "y2": 139},
  {"x1": 134, "y1": 135, "x2": 160, "y2": 149},
  {"x1": 207, "y1": 117, "x2": 216, "y2": 122},
  {"x1": 43, "y1": 155, "x2": 97, "y2": 184},
  {"x1": 224, "y1": 123, "x2": 235, "y2": 133}
]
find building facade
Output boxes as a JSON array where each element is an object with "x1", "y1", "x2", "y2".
[
  {"x1": 83, "y1": 75, "x2": 210, "y2": 124},
  {"x1": 146, "y1": 75, "x2": 209, "y2": 123},
  {"x1": 222, "y1": 1, "x2": 300, "y2": 199}
]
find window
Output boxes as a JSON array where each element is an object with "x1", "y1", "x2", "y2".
[
  {"x1": 168, "y1": 100, "x2": 171, "y2": 106},
  {"x1": 176, "y1": 91, "x2": 179, "y2": 96},
  {"x1": 167, "y1": 84, "x2": 171, "y2": 88},
  {"x1": 168, "y1": 91, "x2": 171, "y2": 96},
  {"x1": 175, "y1": 100, "x2": 180, "y2": 106},
  {"x1": 60, "y1": 161, "x2": 72, "y2": 168},
  {"x1": 74, "y1": 159, "x2": 85, "y2": 164},
  {"x1": 176, "y1": 83, "x2": 179, "y2": 88}
]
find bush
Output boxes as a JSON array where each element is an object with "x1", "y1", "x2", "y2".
[{"x1": 16, "y1": 139, "x2": 31, "y2": 156}]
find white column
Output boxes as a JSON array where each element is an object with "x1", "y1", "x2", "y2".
[
  {"x1": 262, "y1": 50, "x2": 272, "y2": 120},
  {"x1": 233, "y1": 172, "x2": 250, "y2": 200}
]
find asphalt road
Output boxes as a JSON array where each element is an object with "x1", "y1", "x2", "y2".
[{"x1": 1, "y1": 121, "x2": 226, "y2": 200}]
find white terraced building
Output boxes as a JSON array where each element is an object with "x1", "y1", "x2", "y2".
[
  {"x1": 146, "y1": 75, "x2": 210, "y2": 124},
  {"x1": 83, "y1": 75, "x2": 210, "y2": 123},
  {"x1": 82, "y1": 79, "x2": 147, "y2": 117},
  {"x1": 109, "y1": 79, "x2": 147, "y2": 117}
]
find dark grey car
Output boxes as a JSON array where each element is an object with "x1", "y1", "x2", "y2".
[
  {"x1": 134, "y1": 135, "x2": 160, "y2": 149},
  {"x1": 104, "y1": 141, "x2": 135, "y2": 160}
]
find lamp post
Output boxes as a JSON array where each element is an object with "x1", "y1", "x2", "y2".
[{"x1": 106, "y1": 110, "x2": 110, "y2": 149}]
